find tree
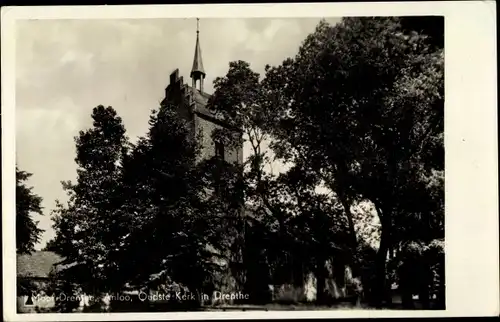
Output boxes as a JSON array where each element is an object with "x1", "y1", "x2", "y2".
[
  {"x1": 400, "y1": 16, "x2": 444, "y2": 49},
  {"x1": 16, "y1": 166, "x2": 44, "y2": 254},
  {"x1": 261, "y1": 17, "x2": 444, "y2": 306},
  {"x1": 50, "y1": 105, "x2": 128, "y2": 297},
  {"x1": 49, "y1": 100, "x2": 243, "y2": 310},
  {"x1": 116, "y1": 102, "x2": 226, "y2": 307},
  {"x1": 209, "y1": 60, "x2": 354, "y2": 304},
  {"x1": 208, "y1": 60, "x2": 275, "y2": 301},
  {"x1": 42, "y1": 238, "x2": 58, "y2": 252}
]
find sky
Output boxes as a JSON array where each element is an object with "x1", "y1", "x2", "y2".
[{"x1": 15, "y1": 17, "x2": 342, "y2": 249}]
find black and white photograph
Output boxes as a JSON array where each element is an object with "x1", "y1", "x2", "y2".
[{"x1": 2, "y1": 2, "x2": 498, "y2": 320}]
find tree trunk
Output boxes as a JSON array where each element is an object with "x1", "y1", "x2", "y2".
[
  {"x1": 336, "y1": 191, "x2": 364, "y2": 288},
  {"x1": 373, "y1": 229, "x2": 389, "y2": 307},
  {"x1": 315, "y1": 256, "x2": 328, "y2": 305},
  {"x1": 401, "y1": 288, "x2": 414, "y2": 309},
  {"x1": 436, "y1": 260, "x2": 445, "y2": 309},
  {"x1": 337, "y1": 193, "x2": 358, "y2": 252},
  {"x1": 373, "y1": 205, "x2": 392, "y2": 308},
  {"x1": 399, "y1": 261, "x2": 415, "y2": 309},
  {"x1": 419, "y1": 285, "x2": 430, "y2": 309},
  {"x1": 337, "y1": 192, "x2": 372, "y2": 306},
  {"x1": 418, "y1": 263, "x2": 432, "y2": 309}
]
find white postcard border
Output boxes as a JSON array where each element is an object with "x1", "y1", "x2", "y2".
[{"x1": 2, "y1": 1, "x2": 498, "y2": 320}]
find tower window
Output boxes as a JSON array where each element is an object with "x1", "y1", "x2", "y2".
[{"x1": 215, "y1": 142, "x2": 225, "y2": 160}]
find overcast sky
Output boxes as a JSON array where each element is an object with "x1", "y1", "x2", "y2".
[{"x1": 16, "y1": 17, "x2": 342, "y2": 249}]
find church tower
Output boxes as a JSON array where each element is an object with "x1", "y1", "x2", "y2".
[
  {"x1": 161, "y1": 18, "x2": 243, "y2": 166},
  {"x1": 190, "y1": 18, "x2": 205, "y2": 92}
]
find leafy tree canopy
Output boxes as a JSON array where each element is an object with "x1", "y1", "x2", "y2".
[{"x1": 16, "y1": 166, "x2": 44, "y2": 254}]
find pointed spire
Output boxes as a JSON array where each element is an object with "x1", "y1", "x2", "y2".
[{"x1": 190, "y1": 18, "x2": 205, "y2": 90}]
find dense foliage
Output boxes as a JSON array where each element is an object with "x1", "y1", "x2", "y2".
[
  {"x1": 16, "y1": 167, "x2": 44, "y2": 254},
  {"x1": 261, "y1": 17, "x2": 444, "y2": 306},
  {"x1": 36, "y1": 17, "x2": 444, "y2": 311}
]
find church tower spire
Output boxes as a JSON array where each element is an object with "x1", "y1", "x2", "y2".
[{"x1": 190, "y1": 18, "x2": 206, "y2": 92}]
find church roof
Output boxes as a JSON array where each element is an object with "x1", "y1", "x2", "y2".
[
  {"x1": 17, "y1": 251, "x2": 64, "y2": 278},
  {"x1": 182, "y1": 84, "x2": 215, "y2": 117},
  {"x1": 189, "y1": 84, "x2": 211, "y2": 103}
]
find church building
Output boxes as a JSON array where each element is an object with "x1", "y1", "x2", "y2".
[
  {"x1": 159, "y1": 19, "x2": 246, "y2": 304},
  {"x1": 161, "y1": 19, "x2": 243, "y2": 166}
]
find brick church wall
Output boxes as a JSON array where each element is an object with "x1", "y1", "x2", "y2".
[{"x1": 163, "y1": 69, "x2": 243, "y2": 166}]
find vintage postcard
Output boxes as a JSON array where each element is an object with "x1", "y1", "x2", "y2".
[{"x1": 2, "y1": 2, "x2": 498, "y2": 321}]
